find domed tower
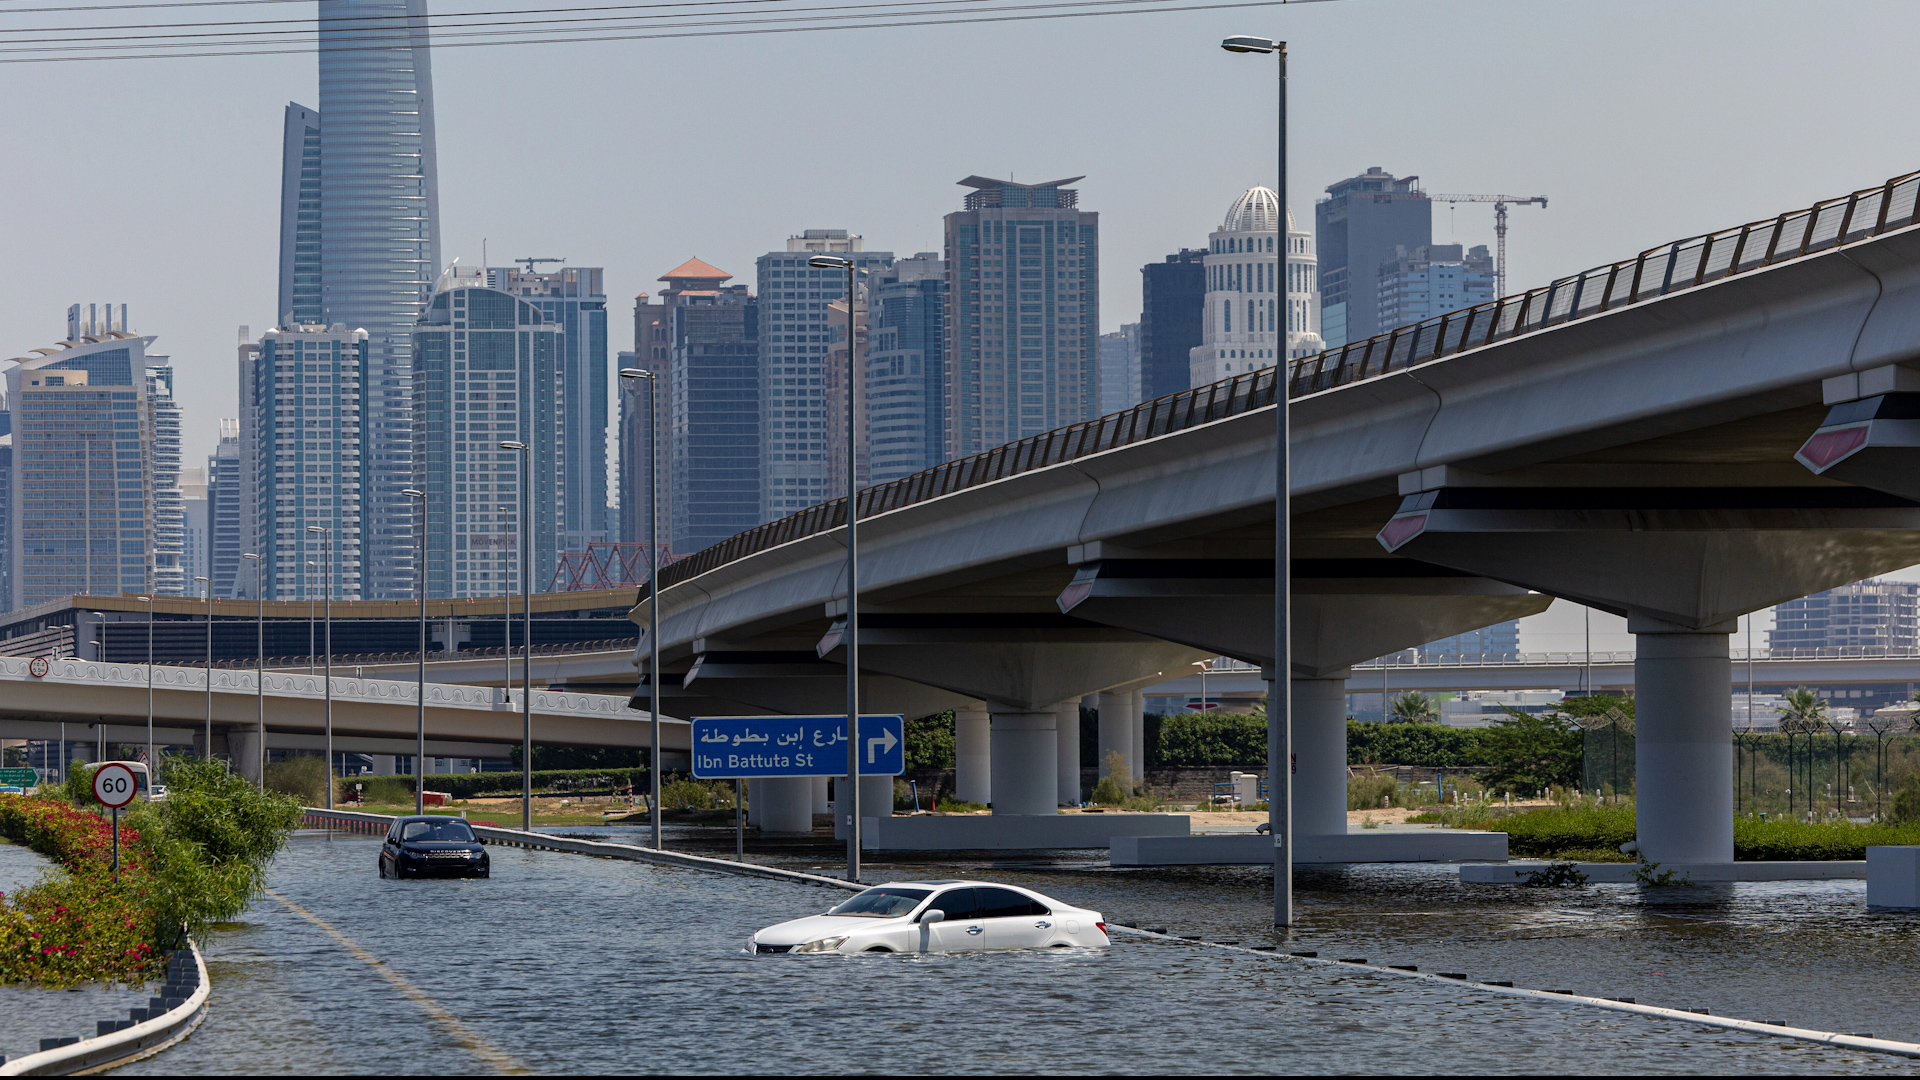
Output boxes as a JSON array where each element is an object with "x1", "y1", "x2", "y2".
[{"x1": 1189, "y1": 186, "x2": 1321, "y2": 387}]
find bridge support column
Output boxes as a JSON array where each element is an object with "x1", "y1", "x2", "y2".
[
  {"x1": 1055, "y1": 699, "x2": 1081, "y2": 806},
  {"x1": 231, "y1": 731, "x2": 262, "y2": 784},
  {"x1": 1130, "y1": 690, "x2": 1146, "y2": 785},
  {"x1": 832, "y1": 775, "x2": 897, "y2": 838},
  {"x1": 1097, "y1": 691, "x2": 1132, "y2": 785},
  {"x1": 811, "y1": 775, "x2": 830, "y2": 816},
  {"x1": 754, "y1": 777, "x2": 813, "y2": 835},
  {"x1": 954, "y1": 702, "x2": 990, "y2": 805},
  {"x1": 990, "y1": 708, "x2": 1057, "y2": 815},
  {"x1": 371, "y1": 755, "x2": 396, "y2": 776},
  {"x1": 1293, "y1": 673, "x2": 1351, "y2": 836},
  {"x1": 1633, "y1": 613, "x2": 1734, "y2": 866}
]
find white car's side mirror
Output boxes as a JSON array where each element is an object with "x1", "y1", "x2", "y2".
[{"x1": 919, "y1": 910, "x2": 945, "y2": 924}]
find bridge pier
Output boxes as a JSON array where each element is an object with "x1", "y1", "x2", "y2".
[
  {"x1": 954, "y1": 702, "x2": 990, "y2": 805},
  {"x1": 1292, "y1": 674, "x2": 1350, "y2": 836},
  {"x1": 231, "y1": 730, "x2": 262, "y2": 783},
  {"x1": 754, "y1": 777, "x2": 814, "y2": 835},
  {"x1": 1056, "y1": 699, "x2": 1082, "y2": 806},
  {"x1": 1633, "y1": 614, "x2": 1735, "y2": 864},
  {"x1": 989, "y1": 708, "x2": 1058, "y2": 815},
  {"x1": 1097, "y1": 690, "x2": 1133, "y2": 785}
]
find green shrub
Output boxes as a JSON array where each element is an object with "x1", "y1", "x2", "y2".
[
  {"x1": 264, "y1": 755, "x2": 329, "y2": 805},
  {"x1": 1893, "y1": 775, "x2": 1920, "y2": 825},
  {"x1": 1347, "y1": 722, "x2": 1488, "y2": 767},
  {"x1": 659, "y1": 776, "x2": 731, "y2": 810},
  {"x1": 1348, "y1": 773, "x2": 1399, "y2": 810},
  {"x1": 1479, "y1": 709, "x2": 1583, "y2": 794},
  {"x1": 936, "y1": 797, "x2": 986, "y2": 812},
  {"x1": 1153, "y1": 712, "x2": 1267, "y2": 767},
  {"x1": 906, "y1": 712, "x2": 956, "y2": 770},
  {"x1": 354, "y1": 775, "x2": 417, "y2": 805}
]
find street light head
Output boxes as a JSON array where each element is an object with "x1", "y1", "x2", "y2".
[
  {"x1": 808, "y1": 255, "x2": 852, "y2": 269},
  {"x1": 242, "y1": 553, "x2": 260, "y2": 561},
  {"x1": 499, "y1": 441, "x2": 528, "y2": 451},
  {"x1": 402, "y1": 489, "x2": 426, "y2": 499},
  {"x1": 1221, "y1": 34, "x2": 1279, "y2": 53},
  {"x1": 307, "y1": 525, "x2": 327, "y2": 534},
  {"x1": 618, "y1": 368, "x2": 654, "y2": 380},
  {"x1": 136, "y1": 596, "x2": 150, "y2": 603},
  {"x1": 193, "y1": 576, "x2": 209, "y2": 583}
]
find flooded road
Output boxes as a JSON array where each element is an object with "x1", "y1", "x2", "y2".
[{"x1": 107, "y1": 831, "x2": 1916, "y2": 1074}]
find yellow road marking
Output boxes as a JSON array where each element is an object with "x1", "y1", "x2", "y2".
[{"x1": 265, "y1": 888, "x2": 529, "y2": 1074}]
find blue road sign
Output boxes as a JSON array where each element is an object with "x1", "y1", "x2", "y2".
[{"x1": 690, "y1": 715, "x2": 905, "y2": 779}]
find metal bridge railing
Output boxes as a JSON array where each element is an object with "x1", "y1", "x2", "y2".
[{"x1": 646, "y1": 167, "x2": 1920, "y2": 602}]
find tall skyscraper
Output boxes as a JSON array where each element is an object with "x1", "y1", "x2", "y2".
[
  {"x1": 486, "y1": 264, "x2": 608, "y2": 554},
  {"x1": 5, "y1": 306, "x2": 177, "y2": 608},
  {"x1": 666, "y1": 267, "x2": 760, "y2": 553},
  {"x1": 1375, "y1": 244, "x2": 1495, "y2": 330},
  {"x1": 755, "y1": 231, "x2": 891, "y2": 519},
  {"x1": 1315, "y1": 167, "x2": 1430, "y2": 347},
  {"x1": 1191, "y1": 186, "x2": 1285, "y2": 387},
  {"x1": 239, "y1": 322, "x2": 368, "y2": 600},
  {"x1": 180, "y1": 465, "x2": 209, "y2": 591},
  {"x1": 1096, "y1": 323, "x2": 1140, "y2": 415},
  {"x1": 307, "y1": 0, "x2": 441, "y2": 600},
  {"x1": 0, "y1": 421, "x2": 11, "y2": 615},
  {"x1": 412, "y1": 268, "x2": 565, "y2": 598},
  {"x1": 1138, "y1": 248, "x2": 1205, "y2": 401},
  {"x1": 621, "y1": 286, "x2": 677, "y2": 555},
  {"x1": 146, "y1": 359, "x2": 185, "y2": 597},
  {"x1": 276, "y1": 103, "x2": 323, "y2": 326},
  {"x1": 944, "y1": 176, "x2": 1099, "y2": 458},
  {"x1": 208, "y1": 420, "x2": 244, "y2": 598},
  {"x1": 1283, "y1": 208, "x2": 1324, "y2": 362},
  {"x1": 864, "y1": 253, "x2": 948, "y2": 483},
  {"x1": 822, "y1": 290, "x2": 869, "y2": 494}
]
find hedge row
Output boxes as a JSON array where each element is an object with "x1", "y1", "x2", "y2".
[
  {"x1": 0, "y1": 795, "x2": 161, "y2": 985},
  {"x1": 354, "y1": 767, "x2": 651, "y2": 802}
]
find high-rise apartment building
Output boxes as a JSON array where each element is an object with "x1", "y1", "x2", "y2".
[
  {"x1": 412, "y1": 269, "x2": 565, "y2": 597},
  {"x1": 302, "y1": 0, "x2": 440, "y2": 600},
  {"x1": 208, "y1": 420, "x2": 244, "y2": 597},
  {"x1": 1376, "y1": 244, "x2": 1495, "y2": 329},
  {"x1": 180, "y1": 465, "x2": 209, "y2": 591},
  {"x1": 1139, "y1": 249, "x2": 1205, "y2": 401},
  {"x1": 486, "y1": 265, "x2": 608, "y2": 553},
  {"x1": 822, "y1": 290, "x2": 869, "y2": 494},
  {"x1": 1191, "y1": 187, "x2": 1285, "y2": 386},
  {"x1": 864, "y1": 253, "x2": 948, "y2": 483},
  {"x1": 667, "y1": 268, "x2": 760, "y2": 553},
  {"x1": 1418, "y1": 620, "x2": 1520, "y2": 663},
  {"x1": 147, "y1": 361, "x2": 185, "y2": 597},
  {"x1": 944, "y1": 177, "x2": 1099, "y2": 458},
  {"x1": 756, "y1": 232, "x2": 891, "y2": 518},
  {"x1": 238, "y1": 323, "x2": 368, "y2": 600},
  {"x1": 1316, "y1": 167, "x2": 1430, "y2": 347},
  {"x1": 0, "y1": 422, "x2": 11, "y2": 615},
  {"x1": 5, "y1": 305, "x2": 177, "y2": 608},
  {"x1": 1283, "y1": 208, "x2": 1324, "y2": 361},
  {"x1": 276, "y1": 103, "x2": 323, "y2": 326},
  {"x1": 621, "y1": 260, "x2": 738, "y2": 552},
  {"x1": 1771, "y1": 580, "x2": 1920, "y2": 653},
  {"x1": 1096, "y1": 324, "x2": 1141, "y2": 416}
]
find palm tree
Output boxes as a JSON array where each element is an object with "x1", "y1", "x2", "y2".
[
  {"x1": 1390, "y1": 691, "x2": 1439, "y2": 724},
  {"x1": 1777, "y1": 687, "x2": 1828, "y2": 729}
]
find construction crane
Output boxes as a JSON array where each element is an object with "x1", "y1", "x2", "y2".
[{"x1": 1425, "y1": 194, "x2": 1547, "y2": 295}]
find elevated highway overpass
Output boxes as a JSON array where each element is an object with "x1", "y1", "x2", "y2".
[
  {"x1": 0, "y1": 655, "x2": 681, "y2": 781},
  {"x1": 627, "y1": 167, "x2": 1920, "y2": 865}
]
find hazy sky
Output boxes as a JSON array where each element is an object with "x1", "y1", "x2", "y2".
[{"x1": 8, "y1": 0, "x2": 1920, "y2": 646}]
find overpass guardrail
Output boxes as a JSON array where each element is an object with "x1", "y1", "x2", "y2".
[{"x1": 648, "y1": 167, "x2": 1920, "y2": 602}]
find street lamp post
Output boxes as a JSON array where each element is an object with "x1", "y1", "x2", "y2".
[
  {"x1": 308, "y1": 526, "x2": 333, "y2": 807},
  {"x1": 242, "y1": 553, "x2": 264, "y2": 787},
  {"x1": 194, "y1": 576, "x2": 211, "y2": 760},
  {"x1": 497, "y1": 444, "x2": 534, "y2": 834},
  {"x1": 402, "y1": 489, "x2": 427, "y2": 815},
  {"x1": 307, "y1": 563, "x2": 317, "y2": 674},
  {"x1": 137, "y1": 596, "x2": 153, "y2": 771},
  {"x1": 499, "y1": 504, "x2": 512, "y2": 704},
  {"x1": 1222, "y1": 32, "x2": 1292, "y2": 928},
  {"x1": 616, "y1": 369, "x2": 663, "y2": 849},
  {"x1": 806, "y1": 253, "x2": 863, "y2": 883}
]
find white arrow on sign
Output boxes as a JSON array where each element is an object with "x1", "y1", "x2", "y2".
[{"x1": 867, "y1": 727, "x2": 898, "y2": 764}]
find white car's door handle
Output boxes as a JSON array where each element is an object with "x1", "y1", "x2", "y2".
[
  {"x1": 966, "y1": 925, "x2": 983, "y2": 935},
  {"x1": 1035, "y1": 921, "x2": 1051, "y2": 928}
]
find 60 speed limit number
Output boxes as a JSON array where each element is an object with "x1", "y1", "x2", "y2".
[{"x1": 92, "y1": 762, "x2": 138, "y2": 809}]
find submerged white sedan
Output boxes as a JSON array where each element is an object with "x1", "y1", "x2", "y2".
[{"x1": 752, "y1": 880, "x2": 1110, "y2": 955}]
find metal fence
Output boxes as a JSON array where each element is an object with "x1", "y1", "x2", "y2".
[{"x1": 648, "y1": 167, "x2": 1920, "y2": 601}]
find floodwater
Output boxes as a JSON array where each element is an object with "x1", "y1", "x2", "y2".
[{"x1": 104, "y1": 830, "x2": 1920, "y2": 1074}]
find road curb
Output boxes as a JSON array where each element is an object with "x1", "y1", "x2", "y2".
[{"x1": 0, "y1": 941, "x2": 210, "y2": 1076}]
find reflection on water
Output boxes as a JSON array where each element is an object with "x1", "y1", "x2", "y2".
[{"x1": 114, "y1": 833, "x2": 1916, "y2": 1075}]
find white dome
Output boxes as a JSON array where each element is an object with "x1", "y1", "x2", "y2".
[{"x1": 1223, "y1": 186, "x2": 1283, "y2": 232}]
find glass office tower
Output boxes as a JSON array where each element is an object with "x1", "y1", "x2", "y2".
[{"x1": 315, "y1": 0, "x2": 441, "y2": 599}]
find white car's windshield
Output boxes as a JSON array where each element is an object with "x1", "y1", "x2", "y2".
[{"x1": 828, "y1": 887, "x2": 931, "y2": 918}]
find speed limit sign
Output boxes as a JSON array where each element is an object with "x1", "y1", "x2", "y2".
[{"x1": 92, "y1": 762, "x2": 137, "y2": 809}]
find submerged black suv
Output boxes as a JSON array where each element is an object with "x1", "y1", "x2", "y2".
[{"x1": 379, "y1": 815, "x2": 491, "y2": 879}]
